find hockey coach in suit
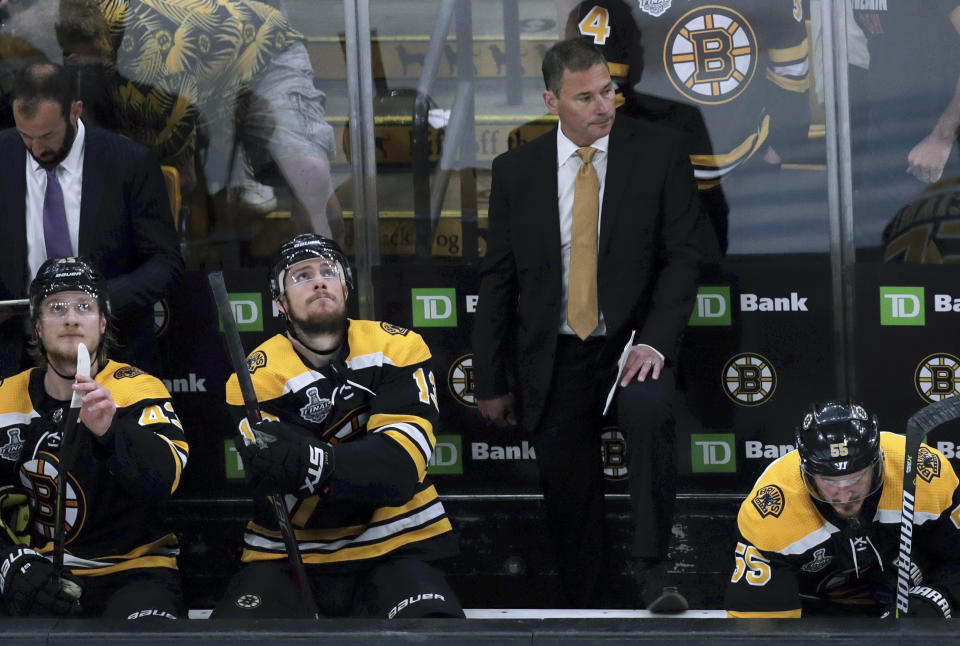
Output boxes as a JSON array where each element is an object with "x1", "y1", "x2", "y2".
[
  {"x1": 472, "y1": 38, "x2": 703, "y2": 610},
  {"x1": 0, "y1": 62, "x2": 183, "y2": 378}
]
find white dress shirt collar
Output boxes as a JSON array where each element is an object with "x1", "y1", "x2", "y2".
[
  {"x1": 28, "y1": 118, "x2": 86, "y2": 177},
  {"x1": 556, "y1": 125, "x2": 609, "y2": 167}
]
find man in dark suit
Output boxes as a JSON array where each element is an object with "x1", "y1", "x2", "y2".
[
  {"x1": 0, "y1": 62, "x2": 183, "y2": 378},
  {"x1": 473, "y1": 39, "x2": 702, "y2": 611}
]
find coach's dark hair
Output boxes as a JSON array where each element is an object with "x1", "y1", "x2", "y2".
[
  {"x1": 12, "y1": 62, "x2": 77, "y2": 121},
  {"x1": 542, "y1": 38, "x2": 607, "y2": 96}
]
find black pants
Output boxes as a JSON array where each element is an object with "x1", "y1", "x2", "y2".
[
  {"x1": 212, "y1": 558, "x2": 464, "y2": 618},
  {"x1": 532, "y1": 335, "x2": 677, "y2": 607}
]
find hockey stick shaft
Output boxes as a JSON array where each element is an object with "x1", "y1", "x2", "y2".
[
  {"x1": 208, "y1": 272, "x2": 319, "y2": 618},
  {"x1": 53, "y1": 343, "x2": 88, "y2": 575},
  {"x1": 896, "y1": 395, "x2": 960, "y2": 616}
]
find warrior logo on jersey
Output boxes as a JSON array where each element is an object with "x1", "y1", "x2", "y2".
[
  {"x1": 914, "y1": 353, "x2": 960, "y2": 403},
  {"x1": 601, "y1": 427, "x2": 629, "y2": 480},
  {"x1": 300, "y1": 386, "x2": 332, "y2": 424},
  {"x1": 663, "y1": 6, "x2": 758, "y2": 105},
  {"x1": 801, "y1": 548, "x2": 832, "y2": 573},
  {"x1": 19, "y1": 453, "x2": 85, "y2": 544},
  {"x1": 447, "y1": 354, "x2": 477, "y2": 407},
  {"x1": 752, "y1": 484, "x2": 785, "y2": 518},
  {"x1": 114, "y1": 366, "x2": 145, "y2": 380},
  {"x1": 723, "y1": 353, "x2": 776, "y2": 406},
  {"x1": 0, "y1": 428, "x2": 24, "y2": 461},
  {"x1": 247, "y1": 351, "x2": 268, "y2": 374},
  {"x1": 639, "y1": 0, "x2": 672, "y2": 18},
  {"x1": 381, "y1": 322, "x2": 410, "y2": 336},
  {"x1": 917, "y1": 446, "x2": 942, "y2": 483},
  {"x1": 234, "y1": 593, "x2": 262, "y2": 609}
]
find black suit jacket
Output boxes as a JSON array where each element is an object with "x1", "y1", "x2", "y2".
[
  {"x1": 472, "y1": 114, "x2": 703, "y2": 430},
  {"x1": 0, "y1": 124, "x2": 184, "y2": 377}
]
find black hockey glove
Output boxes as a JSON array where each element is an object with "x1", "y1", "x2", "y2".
[
  {"x1": 908, "y1": 585, "x2": 953, "y2": 618},
  {"x1": 0, "y1": 547, "x2": 83, "y2": 616},
  {"x1": 236, "y1": 419, "x2": 334, "y2": 498}
]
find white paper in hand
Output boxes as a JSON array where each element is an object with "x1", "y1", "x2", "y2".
[
  {"x1": 69, "y1": 342, "x2": 90, "y2": 409},
  {"x1": 603, "y1": 330, "x2": 635, "y2": 416}
]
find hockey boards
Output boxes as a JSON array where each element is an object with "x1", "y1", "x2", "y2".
[
  {"x1": 896, "y1": 395, "x2": 960, "y2": 617},
  {"x1": 208, "y1": 272, "x2": 319, "y2": 619}
]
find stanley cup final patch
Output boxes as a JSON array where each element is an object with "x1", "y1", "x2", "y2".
[
  {"x1": 300, "y1": 386, "x2": 332, "y2": 424},
  {"x1": 639, "y1": 0, "x2": 672, "y2": 17}
]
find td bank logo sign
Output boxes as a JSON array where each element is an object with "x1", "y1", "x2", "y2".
[
  {"x1": 691, "y1": 433, "x2": 736, "y2": 473},
  {"x1": 428, "y1": 435, "x2": 463, "y2": 475},
  {"x1": 880, "y1": 287, "x2": 925, "y2": 326},
  {"x1": 689, "y1": 286, "x2": 731, "y2": 326},
  {"x1": 223, "y1": 292, "x2": 263, "y2": 332},
  {"x1": 412, "y1": 288, "x2": 458, "y2": 327}
]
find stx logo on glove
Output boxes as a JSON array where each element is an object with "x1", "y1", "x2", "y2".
[{"x1": 301, "y1": 445, "x2": 327, "y2": 495}]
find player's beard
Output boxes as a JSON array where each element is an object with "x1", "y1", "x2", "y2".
[
  {"x1": 34, "y1": 121, "x2": 76, "y2": 170},
  {"x1": 46, "y1": 338, "x2": 98, "y2": 375},
  {"x1": 291, "y1": 301, "x2": 346, "y2": 337}
]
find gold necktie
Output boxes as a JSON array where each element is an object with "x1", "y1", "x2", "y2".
[{"x1": 568, "y1": 147, "x2": 599, "y2": 340}]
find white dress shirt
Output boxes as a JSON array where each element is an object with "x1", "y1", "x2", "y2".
[
  {"x1": 25, "y1": 118, "x2": 86, "y2": 283},
  {"x1": 556, "y1": 124, "x2": 608, "y2": 337}
]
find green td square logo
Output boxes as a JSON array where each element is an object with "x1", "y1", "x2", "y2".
[
  {"x1": 691, "y1": 434, "x2": 736, "y2": 473},
  {"x1": 225, "y1": 440, "x2": 245, "y2": 479},
  {"x1": 221, "y1": 292, "x2": 264, "y2": 332},
  {"x1": 689, "y1": 286, "x2": 731, "y2": 326},
  {"x1": 428, "y1": 435, "x2": 463, "y2": 475},
  {"x1": 880, "y1": 287, "x2": 925, "y2": 326},
  {"x1": 412, "y1": 288, "x2": 458, "y2": 327}
]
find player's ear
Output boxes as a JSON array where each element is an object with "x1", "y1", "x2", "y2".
[
  {"x1": 276, "y1": 295, "x2": 288, "y2": 319},
  {"x1": 543, "y1": 89, "x2": 560, "y2": 115}
]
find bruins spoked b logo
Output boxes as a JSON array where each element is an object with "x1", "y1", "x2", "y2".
[
  {"x1": 722, "y1": 353, "x2": 776, "y2": 406},
  {"x1": 663, "y1": 5, "x2": 758, "y2": 105},
  {"x1": 447, "y1": 354, "x2": 477, "y2": 407},
  {"x1": 915, "y1": 353, "x2": 960, "y2": 403},
  {"x1": 601, "y1": 427, "x2": 629, "y2": 480}
]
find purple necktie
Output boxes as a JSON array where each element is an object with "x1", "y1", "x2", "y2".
[{"x1": 43, "y1": 167, "x2": 72, "y2": 258}]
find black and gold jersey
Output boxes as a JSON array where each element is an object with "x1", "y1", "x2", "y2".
[
  {"x1": 225, "y1": 320, "x2": 456, "y2": 569},
  {"x1": 0, "y1": 362, "x2": 188, "y2": 577},
  {"x1": 725, "y1": 432, "x2": 960, "y2": 617},
  {"x1": 574, "y1": 1, "x2": 810, "y2": 188}
]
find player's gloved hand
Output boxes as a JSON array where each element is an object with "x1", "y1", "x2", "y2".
[
  {"x1": 0, "y1": 547, "x2": 83, "y2": 616},
  {"x1": 236, "y1": 419, "x2": 334, "y2": 498},
  {"x1": 908, "y1": 585, "x2": 953, "y2": 618}
]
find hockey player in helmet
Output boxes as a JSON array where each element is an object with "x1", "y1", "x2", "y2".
[
  {"x1": 726, "y1": 400, "x2": 960, "y2": 618},
  {"x1": 214, "y1": 234, "x2": 463, "y2": 619},
  {"x1": 0, "y1": 257, "x2": 188, "y2": 619}
]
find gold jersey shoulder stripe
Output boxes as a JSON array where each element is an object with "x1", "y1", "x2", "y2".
[
  {"x1": 0, "y1": 369, "x2": 38, "y2": 416},
  {"x1": 346, "y1": 320, "x2": 431, "y2": 368},
  {"x1": 876, "y1": 432, "x2": 958, "y2": 517},
  {"x1": 737, "y1": 451, "x2": 827, "y2": 554},
  {"x1": 98, "y1": 361, "x2": 172, "y2": 406},
  {"x1": 226, "y1": 334, "x2": 305, "y2": 405}
]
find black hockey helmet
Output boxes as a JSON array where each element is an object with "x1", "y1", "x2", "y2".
[
  {"x1": 29, "y1": 256, "x2": 110, "y2": 321},
  {"x1": 796, "y1": 401, "x2": 883, "y2": 502},
  {"x1": 270, "y1": 233, "x2": 353, "y2": 300}
]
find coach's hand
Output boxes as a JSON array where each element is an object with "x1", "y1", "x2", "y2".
[
  {"x1": 237, "y1": 420, "x2": 334, "y2": 498},
  {"x1": 0, "y1": 547, "x2": 82, "y2": 616},
  {"x1": 478, "y1": 394, "x2": 517, "y2": 428}
]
